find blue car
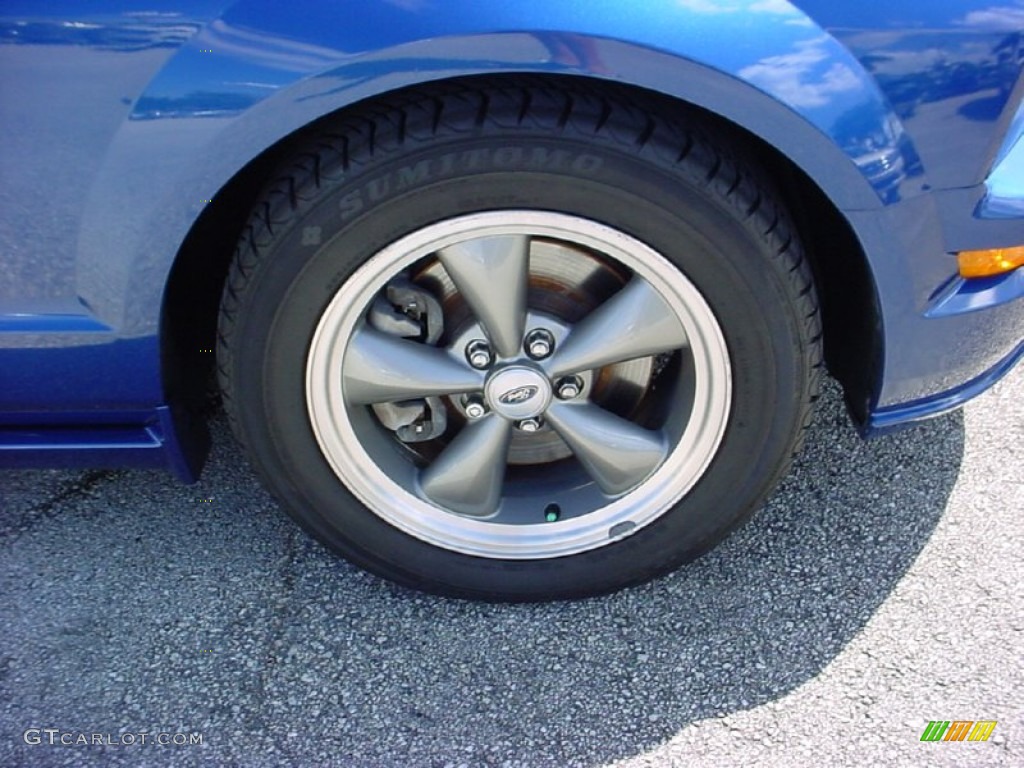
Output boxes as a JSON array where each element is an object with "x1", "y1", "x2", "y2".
[{"x1": 2, "y1": 1, "x2": 1022, "y2": 600}]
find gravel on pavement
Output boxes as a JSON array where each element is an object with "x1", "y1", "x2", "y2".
[{"x1": 1, "y1": 367, "x2": 1021, "y2": 767}]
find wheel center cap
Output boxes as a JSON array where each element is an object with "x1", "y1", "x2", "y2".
[{"x1": 485, "y1": 366, "x2": 552, "y2": 420}]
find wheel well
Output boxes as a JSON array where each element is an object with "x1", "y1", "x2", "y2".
[
  {"x1": 160, "y1": 74, "x2": 880, "y2": 440},
  {"x1": 160, "y1": 139, "x2": 289, "y2": 421},
  {"x1": 733, "y1": 124, "x2": 881, "y2": 425}
]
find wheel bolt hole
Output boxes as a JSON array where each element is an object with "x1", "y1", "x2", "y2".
[
  {"x1": 462, "y1": 394, "x2": 488, "y2": 420},
  {"x1": 516, "y1": 417, "x2": 543, "y2": 433},
  {"x1": 555, "y1": 375, "x2": 584, "y2": 400},
  {"x1": 465, "y1": 339, "x2": 493, "y2": 370},
  {"x1": 524, "y1": 328, "x2": 555, "y2": 360}
]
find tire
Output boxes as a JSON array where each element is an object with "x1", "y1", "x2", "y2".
[{"x1": 217, "y1": 78, "x2": 822, "y2": 601}]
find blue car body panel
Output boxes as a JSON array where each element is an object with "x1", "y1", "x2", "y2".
[{"x1": 1, "y1": 0, "x2": 1022, "y2": 479}]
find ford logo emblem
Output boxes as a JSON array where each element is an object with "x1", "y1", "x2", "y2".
[{"x1": 498, "y1": 385, "x2": 539, "y2": 405}]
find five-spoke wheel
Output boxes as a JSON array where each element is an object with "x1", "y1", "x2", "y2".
[{"x1": 306, "y1": 211, "x2": 731, "y2": 558}]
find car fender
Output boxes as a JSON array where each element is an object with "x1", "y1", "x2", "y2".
[{"x1": 77, "y1": 0, "x2": 909, "y2": 337}]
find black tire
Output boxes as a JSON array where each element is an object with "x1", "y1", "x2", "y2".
[{"x1": 217, "y1": 78, "x2": 822, "y2": 601}]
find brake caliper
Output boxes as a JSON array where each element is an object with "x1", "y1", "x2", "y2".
[{"x1": 368, "y1": 277, "x2": 447, "y2": 443}]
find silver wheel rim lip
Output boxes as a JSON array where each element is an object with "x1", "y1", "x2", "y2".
[{"x1": 306, "y1": 211, "x2": 731, "y2": 560}]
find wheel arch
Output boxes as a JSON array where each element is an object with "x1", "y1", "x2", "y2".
[
  {"x1": 126, "y1": 9, "x2": 897, "y2": 444},
  {"x1": 161, "y1": 72, "x2": 881, "y2": 449}
]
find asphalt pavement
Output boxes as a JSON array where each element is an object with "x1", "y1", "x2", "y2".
[{"x1": 1, "y1": 367, "x2": 1021, "y2": 767}]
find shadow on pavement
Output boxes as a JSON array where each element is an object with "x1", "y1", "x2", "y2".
[{"x1": 0, "y1": 379, "x2": 964, "y2": 766}]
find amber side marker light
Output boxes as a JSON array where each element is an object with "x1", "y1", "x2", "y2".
[{"x1": 957, "y1": 246, "x2": 1024, "y2": 278}]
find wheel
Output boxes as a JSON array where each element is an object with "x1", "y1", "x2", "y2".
[{"x1": 217, "y1": 79, "x2": 822, "y2": 601}]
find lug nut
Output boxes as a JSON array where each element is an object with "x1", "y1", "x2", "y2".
[
  {"x1": 465, "y1": 339, "x2": 493, "y2": 370},
  {"x1": 555, "y1": 376, "x2": 583, "y2": 400},
  {"x1": 516, "y1": 418, "x2": 543, "y2": 433},
  {"x1": 524, "y1": 329, "x2": 555, "y2": 360},
  {"x1": 463, "y1": 395, "x2": 487, "y2": 420}
]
